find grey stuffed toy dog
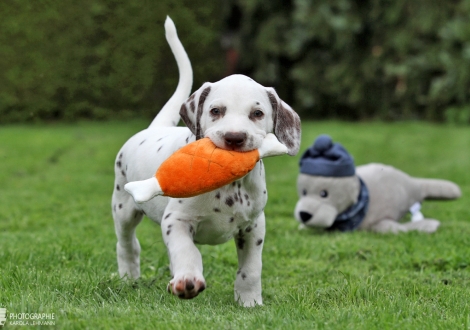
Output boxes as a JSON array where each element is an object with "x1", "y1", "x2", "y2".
[{"x1": 294, "y1": 135, "x2": 461, "y2": 233}]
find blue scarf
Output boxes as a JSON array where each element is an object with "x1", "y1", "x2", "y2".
[{"x1": 327, "y1": 178, "x2": 369, "y2": 232}]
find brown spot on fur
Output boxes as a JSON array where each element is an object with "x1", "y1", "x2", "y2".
[
  {"x1": 116, "y1": 161, "x2": 122, "y2": 168},
  {"x1": 190, "y1": 100, "x2": 195, "y2": 113},
  {"x1": 195, "y1": 86, "x2": 211, "y2": 140},
  {"x1": 180, "y1": 103, "x2": 196, "y2": 134},
  {"x1": 241, "y1": 273, "x2": 247, "y2": 280},
  {"x1": 215, "y1": 192, "x2": 220, "y2": 199},
  {"x1": 166, "y1": 230, "x2": 171, "y2": 235},
  {"x1": 229, "y1": 217, "x2": 234, "y2": 222},
  {"x1": 116, "y1": 184, "x2": 120, "y2": 191},
  {"x1": 256, "y1": 239, "x2": 263, "y2": 246},
  {"x1": 236, "y1": 229, "x2": 245, "y2": 250},
  {"x1": 267, "y1": 91, "x2": 278, "y2": 129},
  {"x1": 214, "y1": 208, "x2": 221, "y2": 212},
  {"x1": 225, "y1": 197, "x2": 234, "y2": 207},
  {"x1": 164, "y1": 213, "x2": 172, "y2": 219},
  {"x1": 245, "y1": 226, "x2": 252, "y2": 233},
  {"x1": 118, "y1": 204, "x2": 122, "y2": 209}
]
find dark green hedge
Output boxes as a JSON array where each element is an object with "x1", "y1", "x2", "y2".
[
  {"x1": 232, "y1": 0, "x2": 470, "y2": 123},
  {"x1": 2, "y1": 1, "x2": 470, "y2": 123},
  {"x1": 0, "y1": 1, "x2": 224, "y2": 122}
]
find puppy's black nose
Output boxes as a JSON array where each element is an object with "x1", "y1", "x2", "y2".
[
  {"x1": 299, "y1": 211, "x2": 313, "y2": 223},
  {"x1": 224, "y1": 132, "x2": 247, "y2": 147}
]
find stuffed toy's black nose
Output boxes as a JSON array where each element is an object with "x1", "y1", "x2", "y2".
[{"x1": 299, "y1": 211, "x2": 312, "y2": 223}]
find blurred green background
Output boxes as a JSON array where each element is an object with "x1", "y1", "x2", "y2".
[{"x1": 1, "y1": 0, "x2": 470, "y2": 123}]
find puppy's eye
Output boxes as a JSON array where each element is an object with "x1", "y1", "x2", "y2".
[
  {"x1": 253, "y1": 110, "x2": 264, "y2": 117},
  {"x1": 320, "y1": 190, "x2": 328, "y2": 198},
  {"x1": 302, "y1": 189, "x2": 307, "y2": 196},
  {"x1": 250, "y1": 109, "x2": 264, "y2": 120},
  {"x1": 210, "y1": 108, "x2": 220, "y2": 115}
]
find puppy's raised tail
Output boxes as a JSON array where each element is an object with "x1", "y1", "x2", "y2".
[
  {"x1": 414, "y1": 178, "x2": 462, "y2": 200},
  {"x1": 149, "y1": 16, "x2": 193, "y2": 128}
]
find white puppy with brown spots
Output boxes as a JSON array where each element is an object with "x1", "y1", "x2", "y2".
[{"x1": 112, "y1": 17, "x2": 301, "y2": 307}]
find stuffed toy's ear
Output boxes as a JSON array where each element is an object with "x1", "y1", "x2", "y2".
[
  {"x1": 266, "y1": 88, "x2": 301, "y2": 156},
  {"x1": 179, "y1": 82, "x2": 212, "y2": 139}
]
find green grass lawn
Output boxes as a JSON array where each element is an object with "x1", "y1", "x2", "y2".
[{"x1": 0, "y1": 120, "x2": 469, "y2": 329}]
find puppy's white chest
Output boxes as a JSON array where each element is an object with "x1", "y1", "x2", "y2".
[{"x1": 192, "y1": 173, "x2": 266, "y2": 245}]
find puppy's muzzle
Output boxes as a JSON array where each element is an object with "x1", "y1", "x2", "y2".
[{"x1": 224, "y1": 132, "x2": 247, "y2": 148}]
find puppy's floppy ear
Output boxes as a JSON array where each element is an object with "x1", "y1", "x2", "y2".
[
  {"x1": 266, "y1": 88, "x2": 301, "y2": 156},
  {"x1": 179, "y1": 82, "x2": 212, "y2": 140}
]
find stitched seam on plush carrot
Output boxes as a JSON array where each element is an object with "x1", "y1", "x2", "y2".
[
  {"x1": 188, "y1": 139, "x2": 198, "y2": 171},
  {"x1": 179, "y1": 147, "x2": 225, "y2": 169},
  {"x1": 206, "y1": 143, "x2": 218, "y2": 173}
]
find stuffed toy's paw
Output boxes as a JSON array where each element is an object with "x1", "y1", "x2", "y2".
[{"x1": 125, "y1": 134, "x2": 287, "y2": 202}]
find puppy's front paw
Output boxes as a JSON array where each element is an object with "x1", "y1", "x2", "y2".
[
  {"x1": 167, "y1": 274, "x2": 206, "y2": 299},
  {"x1": 235, "y1": 290, "x2": 263, "y2": 307}
]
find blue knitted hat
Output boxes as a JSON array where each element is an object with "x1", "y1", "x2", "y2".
[{"x1": 299, "y1": 135, "x2": 355, "y2": 177}]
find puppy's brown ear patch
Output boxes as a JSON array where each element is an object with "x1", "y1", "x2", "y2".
[
  {"x1": 195, "y1": 86, "x2": 211, "y2": 139},
  {"x1": 180, "y1": 103, "x2": 195, "y2": 134},
  {"x1": 179, "y1": 84, "x2": 211, "y2": 139},
  {"x1": 267, "y1": 89, "x2": 301, "y2": 156}
]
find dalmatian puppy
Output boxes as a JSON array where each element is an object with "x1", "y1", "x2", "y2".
[{"x1": 111, "y1": 17, "x2": 301, "y2": 307}]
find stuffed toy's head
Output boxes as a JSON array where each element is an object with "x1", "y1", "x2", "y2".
[{"x1": 294, "y1": 135, "x2": 361, "y2": 228}]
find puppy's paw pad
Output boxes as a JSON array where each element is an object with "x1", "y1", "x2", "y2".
[{"x1": 168, "y1": 274, "x2": 206, "y2": 299}]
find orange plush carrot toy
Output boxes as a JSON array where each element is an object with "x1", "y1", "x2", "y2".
[
  {"x1": 156, "y1": 137, "x2": 259, "y2": 198},
  {"x1": 124, "y1": 133, "x2": 288, "y2": 203}
]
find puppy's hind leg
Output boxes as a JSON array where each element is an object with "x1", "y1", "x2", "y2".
[{"x1": 112, "y1": 184, "x2": 144, "y2": 279}]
